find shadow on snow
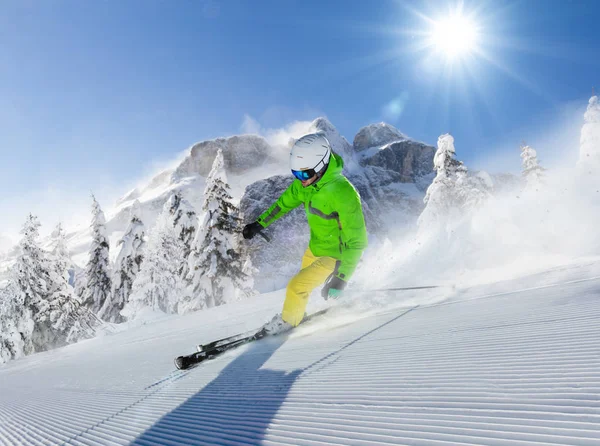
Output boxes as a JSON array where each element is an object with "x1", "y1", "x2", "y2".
[
  {"x1": 132, "y1": 335, "x2": 300, "y2": 445},
  {"x1": 132, "y1": 306, "x2": 420, "y2": 445}
]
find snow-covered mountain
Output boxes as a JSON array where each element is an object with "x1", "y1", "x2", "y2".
[
  {"x1": 0, "y1": 118, "x2": 518, "y2": 293},
  {"x1": 108, "y1": 118, "x2": 434, "y2": 248},
  {"x1": 0, "y1": 119, "x2": 438, "y2": 275},
  {"x1": 353, "y1": 121, "x2": 409, "y2": 152}
]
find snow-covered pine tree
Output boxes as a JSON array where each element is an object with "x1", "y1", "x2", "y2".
[
  {"x1": 577, "y1": 94, "x2": 600, "y2": 174},
  {"x1": 520, "y1": 144, "x2": 545, "y2": 192},
  {"x1": 0, "y1": 277, "x2": 31, "y2": 363},
  {"x1": 72, "y1": 265, "x2": 87, "y2": 304},
  {"x1": 50, "y1": 223, "x2": 73, "y2": 287},
  {"x1": 418, "y1": 134, "x2": 468, "y2": 230},
  {"x1": 6, "y1": 215, "x2": 100, "y2": 356},
  {"x1": 419, "y1": 134, "x2": 492, "y2": 233},
  {"x1": 184, "y1": 149, "x2": 254, "y2": 312},
  {"x1": 81, "y1": 195, "x2": 112, "y2": 315},
  {"x1": 124, "y1": 211, "x2": 183, "y2": 318},
  {"x1": 99, "y1": 200, "x2": 145, "y2": 323},
  {"x1": 45, "y1": 227, "x2": 101, "y2": 345},
  {"x1": 0, "y1": 218, "x2": 98, "y2": 364},
  {"x1": 12, "y1": 214, "x2": 49, "y2": 353},
  {"x1": 165, "y1": 191, "x2": 197, "y2": 280}
]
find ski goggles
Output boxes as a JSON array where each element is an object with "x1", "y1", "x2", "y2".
[
  {"x1": 292, "y1": 169, "x2": 317, "y2": 181},
  {"x1": 291, "y1": 153, "x2": 329, "y2": 182}
]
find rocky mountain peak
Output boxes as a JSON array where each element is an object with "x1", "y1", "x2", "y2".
[
  {"x1": 353, "y1": 123, "x2": 408, "y2": 152},
  {"x1": 173, "y1": 134, "x2": 274, "y2": 181}
]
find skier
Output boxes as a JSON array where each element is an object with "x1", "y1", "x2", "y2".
[{"x1": 242, "y1": 133, "x2": 368, "y2": 334}]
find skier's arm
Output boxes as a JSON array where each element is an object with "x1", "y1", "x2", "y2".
[
  {"x1": 335, "y1": 194, "x2": 368, "y2": 280},
  {"x1": 257, "y1": 181, "x2": 303, "y2": 228}
]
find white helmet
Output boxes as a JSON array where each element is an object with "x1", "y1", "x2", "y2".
[{"x1": 289, "y1": 133, "x2": 332, "y2": 180}]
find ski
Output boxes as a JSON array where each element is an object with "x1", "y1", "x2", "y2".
[
  {"x1": 174, "y1": 307, "x2": 331, "y2": 370},
  {"x1": 175, "y1": 330, "x2": 266, "y2": 370},
  {"x1": 195, "y1": 307, "x2": 331, "y2": 353},
  {"x1": 196, "y1": 327, "x2": 261, "y2": 353}
]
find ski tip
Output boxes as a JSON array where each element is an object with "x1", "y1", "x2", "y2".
[{"x1": 174, "y1": 356, "x2": 187, "y2": 370}]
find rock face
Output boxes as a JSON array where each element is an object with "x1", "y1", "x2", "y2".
[
  {"x1": 350, "y1": 167, "x2": 426, "y2": 227},
  {"x1": 173, "y1": 135, "x2": 274, "y2": 179},
  {"x1": 353, "y1": 123, "x2": 408, "y2": 153},
  {"x1": 359, "y1": 140, "x2": 436, "y2": 186}
]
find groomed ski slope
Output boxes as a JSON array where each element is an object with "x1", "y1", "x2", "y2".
[{"x1": 1, "y1": 260, "x2": 599, "y2": 446}]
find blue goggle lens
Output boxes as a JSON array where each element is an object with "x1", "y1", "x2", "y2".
[{"x1": 292, "y1": 169, "x2": 315, "y2": 181}]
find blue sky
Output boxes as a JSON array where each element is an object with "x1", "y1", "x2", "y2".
[{"x1": 1, "y1": 0, "x2": 599, "y2": 238}]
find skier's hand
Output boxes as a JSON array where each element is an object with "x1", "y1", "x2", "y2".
[
  {"x1": 322, "y1": 275, "x2": 347, "y2": 300},
  {"x1": 242, "y1": 221, "x2": 263, "y2": 240}
]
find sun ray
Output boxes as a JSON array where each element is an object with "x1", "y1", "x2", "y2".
[
  {"x1": 473, "y1": 48, "x2": 555, "y2": 104},
  {"x1": 461, "y1": 56, "x2": 503, "y2": 129}
]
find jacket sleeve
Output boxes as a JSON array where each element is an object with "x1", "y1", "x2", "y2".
[
  {"x1": 257, "y1": 180, "x2": 304, "y2": 228},
  {"x1": 336, "y1": 189, "x2": 368, "y2": 280}
]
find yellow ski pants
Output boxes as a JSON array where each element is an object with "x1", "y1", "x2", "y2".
[{"x1": 281, "y1": 248, "x2": 337, "y2": 326}]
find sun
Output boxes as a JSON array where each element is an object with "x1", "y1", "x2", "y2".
[{"x1": 429, "y1": 14, "x2": 479, "y2": 60}]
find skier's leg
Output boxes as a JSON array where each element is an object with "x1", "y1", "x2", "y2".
[
  {"x1": 299, "y1": 247, "x2": 319, "y2": 269},
  {"x1": 282, "y1": 249, "x2": 336, "y2": 326}
]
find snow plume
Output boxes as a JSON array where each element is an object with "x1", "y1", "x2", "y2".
[
  {"x1": 241, "y1": 114, "x2": 314, "y2": 154},
  {"x1": 355, "y1": 135, "x2": 600, "y2": 297},
  {"x1": 355, "y1": 109, "x2": 600, "y2": 300},
  {"x1": 184, "y1": 149, "x2": 255, "y2": 312},
  {"x1": 578, "y1": 95, "x2": 600, "y2": 174}
]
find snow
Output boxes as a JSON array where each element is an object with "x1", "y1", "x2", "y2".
[
  {"x1": 578, "y1": 95, "x2": 600, "y2": 173},
  {"x1": 0, "y1": 234, "x2": 15, "y2": 256},
  {"x1": 1, "y1": 259, "x2": 599, "y2": 445},
  {"x1": 521, "y1": 144, "x2": 544, "y2": 193},
  {"x1": 355, "y1": 141, "x2": 399, "y2": 161}
]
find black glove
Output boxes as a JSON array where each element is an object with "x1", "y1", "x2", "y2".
[
  {"x1": 242, "y1": 221, "x2": 263, "y2": 240},
  {"x1": 321, "y1": 274, "x2": 348, "y2": 299}
]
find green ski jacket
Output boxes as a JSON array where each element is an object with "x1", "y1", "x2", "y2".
[{"x1": 257, "y1": 152, "x2": 368, "y2": 281}]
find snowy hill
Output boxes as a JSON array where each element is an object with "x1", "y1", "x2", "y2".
[{"x1": 1, "y1": 259, "x2": 599, "y2": 445}]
